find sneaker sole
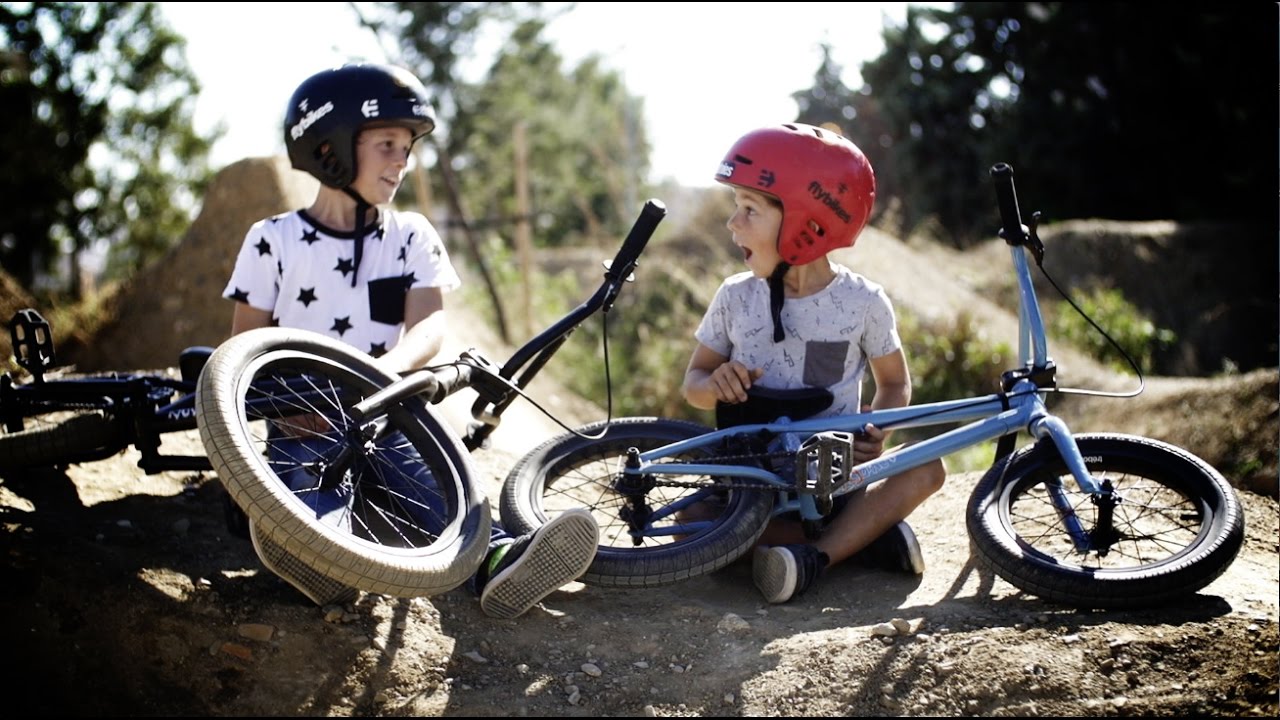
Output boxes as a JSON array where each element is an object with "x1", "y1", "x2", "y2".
[
  {"x1": 250, "y1": 522, "x2": 359, "y2": 606},
  {"x1": 898, "y1": 522, "x2": 926, "y2": 575},
  {"x1": 480, "y1": 510, "x2": 598, "y2": 620},
  {"x1": 752, "y1": 546, "x2": 798, "y2": 604}
]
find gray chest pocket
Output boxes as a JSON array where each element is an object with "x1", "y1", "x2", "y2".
[
  {"x1": 367, "y1": 275, "x2": 412, "y2": 325},
  {"x1": 802, "y1": 340, "x2": 849, "y2": 388}
]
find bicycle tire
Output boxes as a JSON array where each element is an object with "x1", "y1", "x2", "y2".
[
  {"x1": 0, "y1": 410, "x2": 121, "y2": 472},
  {"x1": 196, "y1": 327, "x2": 490, "y2": 598},
  {"x1": 967, "y1": 432, "x2": 1244, "y2": 609},
  {"x1": 501, "y1": 417, "x2": 774, "y2": 588}
]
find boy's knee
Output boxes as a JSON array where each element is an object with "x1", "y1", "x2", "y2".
[{"x1": 921, "y1": 459, "x2": 946, "y2": 495}]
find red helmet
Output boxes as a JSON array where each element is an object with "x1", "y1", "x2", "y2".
[
  {"x1": 284, "y1": 63, "x2": 436, "y2": 189},
  {"x1": 715, "y1": 123, "x2": 875, "y2": 266}
]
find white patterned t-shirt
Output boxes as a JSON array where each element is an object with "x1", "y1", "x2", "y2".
[
  {"x1": 223, "y1": 209, "x2": 461, "y2": 357},
  {"x1": 694, "y1": 264, "x2": 901, "y2": 417}
]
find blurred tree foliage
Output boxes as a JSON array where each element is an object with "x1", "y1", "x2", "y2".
[
  {"x1": 0, "y1": 1, "x2": 215, "y2": 294},
  {"x1": 449, "y1": 18, "x2": 649, "y2": 247},
  {"x1": 794, "y1": 4, "x2": 1276, "y2": 246},
  {"x1": 372, "y1": 4, "x2": 648, "y2": 248}
]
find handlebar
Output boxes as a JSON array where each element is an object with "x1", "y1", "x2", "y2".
[
  {"x1": 606, "y1": 199, "x2": 667, "y2": 287},
  {"x1": 341, "y1": 199, "x2": 668, "y2": 449},
  {"x1": 990, "y1": 163, "x2": 1026, "y2": 245},
  {"x1": 463, "y1": 198, "x2": 667, "y2": 448},
  {"x1": 990, "y1": 163, "x2": 1044, "y2": 264}
]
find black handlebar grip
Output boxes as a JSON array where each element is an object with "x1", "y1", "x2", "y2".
[
  {"x1": 426, "y1": 363, "x2": 473, "y2": 404},
  {"x1": 609, "y1": 199, "x2": 667, "y2": 277},
  {"x1": 990, "y1": 163, "x2": 1026, "y2": 244}
]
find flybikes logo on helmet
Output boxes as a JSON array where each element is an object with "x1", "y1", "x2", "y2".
[
  {"x1": 808, "y1": 181, "x2": 853, "y2": 224},
  {"x1": 289, "y1": 100, "x2": 335, "y2": 141}
]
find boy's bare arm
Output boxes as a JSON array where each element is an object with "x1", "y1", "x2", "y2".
[
  {"x1": 231, "y1": 302, "x2": 273, "y2": 336},
  {"x1": 861, "y1": 349, "x2": 912, "y2": 457},
  {"x1": 867, "y1": 349, "x2": 911, "y2": 410},
  {"x1": 683, "y1": 343, "x2": 763, "y2": 409},
  {"x1": 376, "y1": 287, "x2": 446, "y2": 374}
]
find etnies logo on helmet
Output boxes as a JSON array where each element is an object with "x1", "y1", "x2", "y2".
[
  {"x1": 290, "y1": 101, "x2": 335, "y2": 141},
  {"x1": 717, "y1": 161, "x2": 735, "y2": 179}
]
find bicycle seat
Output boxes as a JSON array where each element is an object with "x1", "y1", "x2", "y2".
[
  {"x1": 179, "y1": 346, "x2": 215, "y2": 383},
  {"x1": 715, "y1": 385, "x2": 834, "y2": 429}
]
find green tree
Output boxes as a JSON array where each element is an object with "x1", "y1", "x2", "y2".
[
  {"x1": 0, "y1": 2, "x2": 216, "y2": 293},
  {"x1": 367, "y1": 2, "x2": 521, "y2": 121},
  {"x1": 844, "y1": 3, "x2": 1276, "y2": 245},
  {"x1": 450, "y1": 18, "x2": 649, "y2": 248},
  {"x1": 366, "y1": 4, "x2": 647, "y2": 246},
  {"x1": 793, "y1": 43, "x2": 900, "y2": 229}
]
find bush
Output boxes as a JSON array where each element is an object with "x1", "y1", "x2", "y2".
[{"x1": 1048, "y1": 287, "x2": 1176, "y2": 374}]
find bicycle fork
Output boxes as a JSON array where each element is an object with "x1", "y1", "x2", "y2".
[
  {"x1": 1028, "y1": 411, "x2": 1122, "y2": 555},
  {"x1": 615, "y1": 448, "x2": 654, "y2": 544},
  {"x1": 613, "y1": 447, "x2": 721, "y2": 545}
]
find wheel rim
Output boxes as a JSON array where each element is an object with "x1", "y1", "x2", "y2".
[
  {"x1": 232, "y1": 349, "x2": 462, "y2": 552},
  {"x1": 999, "y1": 456, "x2": 1211, "y2": 574},
  {"x1": 538, "y1": 435, "x2": 751, "y2": 551}
]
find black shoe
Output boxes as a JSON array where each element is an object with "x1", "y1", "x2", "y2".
[
  {"x1": 854, "y1": 521, "x2": 925, "y2": 575},
  {"x1": 752, "y1": 544, "x2": 829, "y2": 603},
  {"x1": 479, "y1": 509, "x2": 599, "y2": 619}
]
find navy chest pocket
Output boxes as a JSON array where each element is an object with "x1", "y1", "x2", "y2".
[{"x1": 367, "y1": 275, "x2": 413, "y2": 325}]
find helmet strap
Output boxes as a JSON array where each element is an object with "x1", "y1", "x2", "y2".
[
  {"x1": 768, "y1": 262, "x2": 791, "y2": 343},
  {"x1": 342, "y1": 188, "x2": 374, "y2": 288}
]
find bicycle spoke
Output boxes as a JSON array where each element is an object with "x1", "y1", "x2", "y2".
[{"x1": 1007, "y1": 467, "x2": 1205, "y2": 571}]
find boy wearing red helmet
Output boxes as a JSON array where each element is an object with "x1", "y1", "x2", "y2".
[
  {"x1": 682, "y1": 123, "x2": 946, "y2": 604},
  {"x1": 222, "y1": 63, "x2": 598, "y2": 618}
]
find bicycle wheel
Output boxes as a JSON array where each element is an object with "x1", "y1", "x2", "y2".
[
  {"x1": 501, "y1": 417, "x2": 774, "y2": 588},
  {"x1": 196, "y1": 327, "x2": 490, "y2": 598},
  {"x1": 0, "y1": 409, "x2": 120, "y2": 472},
  {"x1": 967, "y1": 433, "x2": 1244, "y2": 609}
]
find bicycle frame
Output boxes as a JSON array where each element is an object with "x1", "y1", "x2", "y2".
[
  {"x1": 0, "y1": 329, "x2": 398, "y2": 474},
  {"x1": 618, "y1": 165, "x2": 1106, "y2": 553},
  {"x1": 0, "y1": 364, "x2": 209, "y2": 473}
]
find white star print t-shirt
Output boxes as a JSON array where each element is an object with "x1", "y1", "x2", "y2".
[
  {"x1": 223, "y1": 209, "x2": 461, "y2": 357},
  {"x1": 694, "y1": 264, "x2": 901, "y2": 418}
]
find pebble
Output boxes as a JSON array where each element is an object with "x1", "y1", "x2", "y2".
[
  {"x1": 237, "y1": 623, "x2": 274, "y2": 642},
  {"x1": 872, "y1": 622, "x2": 897, "y2": 637}
]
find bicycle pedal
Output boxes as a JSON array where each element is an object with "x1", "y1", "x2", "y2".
[
  {"x1": 9, "y1": 308, "x2": 56, "y2": 376},
  {"x1": 795, "y1": 431, "x2": 855, "y2": 499}
]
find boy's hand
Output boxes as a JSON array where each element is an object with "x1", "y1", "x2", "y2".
[
  {"x1": 708, "y1": 362, "x2": 764, "y2": 404},
  {"x1": 853, "y1": 423, "x2": 886, "y2": 462}
]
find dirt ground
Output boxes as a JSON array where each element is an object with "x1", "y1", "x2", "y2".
[{"x1": 1, "y1": 395, "x2": 1276, "y2": 717}]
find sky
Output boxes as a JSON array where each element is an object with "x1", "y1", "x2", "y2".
[{"x1": 158, "y1": 2, "x2": 924, "y2": 188}]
